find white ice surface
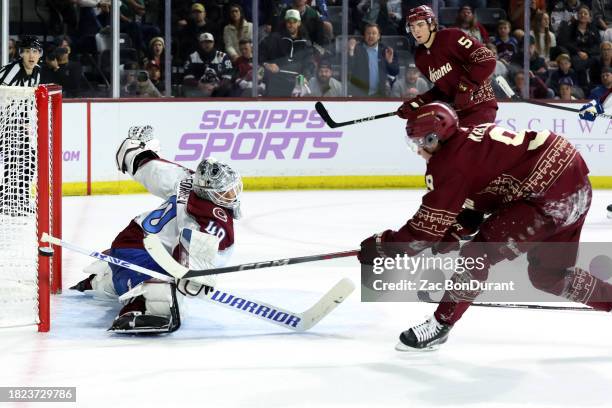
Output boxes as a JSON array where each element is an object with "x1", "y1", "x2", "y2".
[{"x1": 2, "y1": 189, "x2": 612, "y2": 408}]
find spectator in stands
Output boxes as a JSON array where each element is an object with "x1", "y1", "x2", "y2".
[
  {"x1": 493, "y1": 20, "x2": 519, "y2": 64},
  {"x1": 259, "y1": 10, "x2": 315, "y2": 97},
  {"x1": 486, "y1": 43, "x2": 510, "y2": 81},
  {"x1": 8, "y1": 39, "x2": 18, "y2": 62},
  {"x1": 282, "y1": 1, "x2": 330, "y2": 47},
  {"x1": 510, "y1": 0, "x2": 546, "y2": 31},
  {"x1": 224, "y1": 4, "x2": 253, "y2": 63},
  {"x1": 0, "y1": 36, "x2": 42, "y2": 86},
  {"x1": 550, "y1": 0, "x2": 581, "y2": 33},
  {"x1": 123, "y1": 69, "x2": 162, "y2": 97},
  {"x1": 183, "y1": 32, "x2": 233, "y2": 97},
  {"x1": 176, "y1": 3, "x2": 221, "y2": 63},
  {"x1": 146, "y1": 61, "x2": 163, "y2": 93},
  {"x1": 308, "y1": 58, "x2": 342, "y2": 97},
  {"x1": 347, "y1": 23, "x2": 399, "y2": 97},
  {"x1": 548, "y1": 53, "x2": 580, "y2": 94},
  {"x1": 589, "y1": 66, "x2": 612, "y2": 99},
  {"x1": 557, "y1": 5, "x2": 602, "y2": 89},
  {"x1": 391, "y1": 63, "x2": 430, "y2": 97},
  {"x1": 592, "y1": 0, "x2": 612, "y2": 42},
  {"x1": 232, "y1": 39, "x2": 265, "y2": 96},
  {"x1": 359, "y1": 0, "x2": 403, "y2": 36},
  {"x1": 120, "y1": 0, "x2": 161, "y2": 57},
  {"x1": 511, "y1": 36, "x2": 548, "y2": 81},
  {"x1": 589, "y1": 41, "x2": 612, "y2": 87},
  {"x1": 531, "y1": 11, "x2": 557, "y2": 64},
  {"x1": 40, "y1": 45, "x2": 82, "y2": 97},
  {"x1": 304, "y1": 0, "x2": 334, "y2": 40},
  {"x1": 454, "y1": 6, "x2": 489, "y2": 44},
  {"x1": 511, "y1": 70, "x2": 551, "y2": 98},
  {"x1": 145, "y1": 37, "x2": 164, "y2": 69},
  {"x1": 556, "y1": 76, "x2": 577, "y2": 100}
]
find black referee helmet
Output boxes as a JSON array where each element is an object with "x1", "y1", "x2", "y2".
[{"x1": 18, "y1": 36, "x2": 43, "y2": 54}]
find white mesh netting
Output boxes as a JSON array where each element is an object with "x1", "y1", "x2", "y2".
[{"x1": 0, "y1": 86, "x2": 40, "y2": 328}]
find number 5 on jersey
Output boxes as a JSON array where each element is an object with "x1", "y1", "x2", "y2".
[{"x1": 458, "y1": 36, "x2": 473, "y2": 49}]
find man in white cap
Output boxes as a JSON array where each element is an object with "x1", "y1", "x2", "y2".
[
  {"x1": 259, "y1": 9, "x2": 315, "y2": 96},
  {"x1": 183, "y1": 32, "x2": 233, "y2": 97}
]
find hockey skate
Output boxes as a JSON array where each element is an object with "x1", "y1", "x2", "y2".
[
  {"x1": 396, "y1": 315, "x2": 452, "y2": 351},
  {"x1": 69, "y1": 274, "x2": 95, "y2": 292}
]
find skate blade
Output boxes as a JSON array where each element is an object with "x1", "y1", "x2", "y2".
[
  {"x1": 108, "y1": 326, "x2": 171, "y2": 334},
  {"x1": 395, "y1": 341, "x2": 440, "y2": 352}
]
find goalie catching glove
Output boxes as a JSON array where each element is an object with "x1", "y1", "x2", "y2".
[{"x1": 116, "y1": 125, "x2": 161, "y2": 176}]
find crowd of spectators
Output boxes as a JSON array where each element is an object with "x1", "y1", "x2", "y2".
[{"x1": 4, "y1": 0, "x2": 612, "y2": 99}]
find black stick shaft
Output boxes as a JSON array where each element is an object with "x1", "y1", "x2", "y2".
[
  {"x1": 417, "y1": 291, "x2": 593, "y2": 311},
  {"x1": 315, "y1": 101, "x2": 397, "y2": 128},
  {"x1": 183, "y1": 249, "x2": 359, "y2": 278}
]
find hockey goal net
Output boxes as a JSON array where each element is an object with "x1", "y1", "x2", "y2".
[{"x1": 0, "y1": 85, "x2": 62, "y2": 332}]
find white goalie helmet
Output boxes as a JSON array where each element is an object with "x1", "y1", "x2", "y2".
[{"x1": 193, "y1": 158, "x2": 243, "y2": 211}]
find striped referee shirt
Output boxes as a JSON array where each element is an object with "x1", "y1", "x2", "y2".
[{"x1": 0, "y1": 59, "x2": 40, "y2": 86}]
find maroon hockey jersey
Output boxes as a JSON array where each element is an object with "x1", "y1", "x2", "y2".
[
  {"x1": 388, "y1": 124, "x2": 589, "y2": 251},
  {"x1": 415, "y1": 28, "x2": 497, "y2": 115}
]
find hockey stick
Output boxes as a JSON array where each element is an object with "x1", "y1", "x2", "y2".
[
  {"x1": 41, "y1": 233, "x2": 355, "y2": 332},
  {"x1": 315, "y1": 101, "x2": 397, "y2": 128},
  {"x1": 143, "y1": 233, "x2": 359, "y2": 279},
  {"x1": 494, "y1": 76, "x2": 612, "y2": 120},
  {"x1": 417, "y1": 290, "x2": 593, "y2": 311}
]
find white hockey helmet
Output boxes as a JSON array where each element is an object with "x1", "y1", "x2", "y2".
[{"x1": 193, "y1": 157, "x2": 242, "y2": 210}]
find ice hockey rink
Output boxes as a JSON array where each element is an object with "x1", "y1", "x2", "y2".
[{"x1": 2, "y1": 188, "x2": 612, "y2": 408}]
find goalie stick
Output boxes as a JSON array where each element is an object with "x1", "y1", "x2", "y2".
[
  {"x1": 315, "y1": 101, "x2": 397, "y2": 128},
  {"x1": 417, "y1": 290, "x2": 594, "y2": 311},
  {"x1": 143, "y1": 233, "x2": 358, "y2": 279},
  {"x1": 494, "y1": 75, "x2": 612, "y2": 120},
  {"x1": 40, "y1": 233, "x2": 355, "y2": 332}
]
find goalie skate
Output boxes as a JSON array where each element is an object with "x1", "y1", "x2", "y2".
[
  {"x1": 108, "y1": 311, "x2": 177, "y2": 334},
  {"x1": 395, "y1": 315, "x2": 453, "y2": 351}
]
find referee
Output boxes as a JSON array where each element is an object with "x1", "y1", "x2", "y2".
[
  {"x1": 0, "y1": 36, "x2": 42, "y2": 86},
  {"x1": 0, "y1": 36, "x2": 42, "y2": 216}
]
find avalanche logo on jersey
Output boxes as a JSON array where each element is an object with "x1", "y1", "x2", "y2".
[
  {"x1": 213, "y1": 207, "x2": 228, "y2": 222},
  {"x1": 428, "y1": 63, "x2": 452, "y2": 83}
]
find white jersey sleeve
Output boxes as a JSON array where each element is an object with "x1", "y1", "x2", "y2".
[{"x1": 133, "y1": 159, "x2": 192, "y2": 200}]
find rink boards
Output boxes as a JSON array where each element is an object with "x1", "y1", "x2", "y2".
[{"x1": 59, "y1": 100, "x2": 612, "y2": 194}]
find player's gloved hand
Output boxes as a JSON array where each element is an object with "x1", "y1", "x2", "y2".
[
  {"x1": 116, "y1": 125, "x2": 161, "y2": 175},
  {"x1": 432, "y1": 209, "x2": 484, "y2": 255},
  {"x1": 454, "y1": 77, "x2": 477, "y2": 111},
  {"x1": 358, "y1": 232, "x2": 387, "y2": 265},
  {"x1": 397, "y1": 95, "x2": 427, "y2": 119},
  {"x1": 177, "y1": 279, "x2": 215, "y2": 297},
  {"x1": 579, "y1": 100, "x2": 603, "y2": 121}
]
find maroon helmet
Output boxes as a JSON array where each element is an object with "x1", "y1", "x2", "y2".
[
  {"x1": 407, "y1": 5, "x2": 436, "y2": 25},
  {"x1": 405, "y1": 103, "x2": 458, "y2": 149}
]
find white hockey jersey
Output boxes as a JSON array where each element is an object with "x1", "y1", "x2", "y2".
[{"x1": 111, "y1": 159, "x2": 235, "y2": 267}]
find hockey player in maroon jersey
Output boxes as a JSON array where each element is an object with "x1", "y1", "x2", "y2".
[
  {"x1": 359, "y1": 102, "x2": 612, "y2": 351},
  {"x1": 397, "y1": 6, "x2": 497, "y2": 127},
  {"x1": 70, "y1": 126, "x2": 243, "y2": 333}
]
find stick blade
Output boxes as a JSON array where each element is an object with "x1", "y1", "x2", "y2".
[
  {"x1": 296, "y1": 278, "x2": 355, "y2": 331},
  {"x1": 143, "y1": 234, "x2": 189, "y2": 279},
  {"x1": 314, "y1": 101, "x2": 338, "y2": 128}
]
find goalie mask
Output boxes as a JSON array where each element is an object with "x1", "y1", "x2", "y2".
[
  {"x1": 193, "y1": 158, "x2": 243, "y2": 210},
  {"x1": 405, "y1": 102, "x2": 458, "y2": 151}
]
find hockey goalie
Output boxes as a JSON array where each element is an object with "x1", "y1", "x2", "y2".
[{"x1": 71, "y1": 126, "x2": 243, "y2": 333}]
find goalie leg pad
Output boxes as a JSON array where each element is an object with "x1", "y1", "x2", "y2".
[{"x1": 110, "y1": 282, "x2": 182, "y2": 334}]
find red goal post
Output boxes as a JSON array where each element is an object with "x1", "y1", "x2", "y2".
[{"x1": 0, "y1": 84, "x2": 62, "y2": 332}]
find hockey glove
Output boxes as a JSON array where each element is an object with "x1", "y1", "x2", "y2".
[
  {"x1": 397, "y1": 95, "x2": 427, "y2": 119},
  {"x1": 115, "y1": 125, "x2": 161, "y2": 175},
  {"x1": 432, "y1": 209, "x2": 484, "y2": 255},
  {"x1": 453, "y1": 77, "x2": 477, "y2": 111},
  {"x1": 579, "y1": 100, "x2": 603, "y2": 122},
  {"x1": 358, "y1": 232, "x2": 388, "y2": 266}
]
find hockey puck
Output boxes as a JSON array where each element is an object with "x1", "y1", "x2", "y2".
[
  {"x1": 607, "y1": 204, "x2": 612, "y2": 219},
  {"x1": 38, "y1": 246, "x2": 54, "y2": 257}
]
